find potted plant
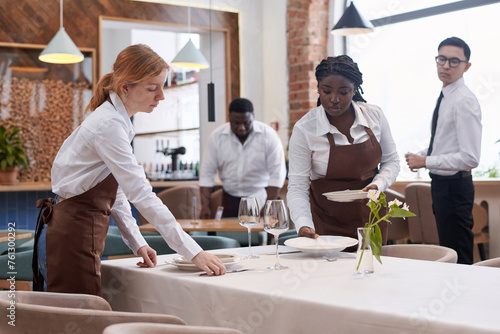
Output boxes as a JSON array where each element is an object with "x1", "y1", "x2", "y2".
[{"x1": 0, "y1": 125, "x2": 29, "y2": 185}]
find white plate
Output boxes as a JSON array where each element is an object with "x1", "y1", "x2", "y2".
[
  {"x1": 284, "y1": 236, "x2": 358, "y2": 254},
  {"x1": 322, "y1": 189, "x2": 367, "y2": 202},
  {"x1": 165, "y1": 253, "x2": 244, "y2": 271}
]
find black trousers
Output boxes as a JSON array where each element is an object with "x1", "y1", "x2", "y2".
[{"x1": 431, "y1": 174, "x2": 474, "y2": 264}]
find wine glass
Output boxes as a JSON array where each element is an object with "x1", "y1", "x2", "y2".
[
  {"x1": 238, "y1": 197, "x2": 260, "y2": 259},
  {"x1": 263, "y1": 199, "x2": 289, "y2": 270}
]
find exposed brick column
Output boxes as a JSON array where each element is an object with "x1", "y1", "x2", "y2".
[{"x1": 287, "y1": 0, "x2": 329, "y2": 133}]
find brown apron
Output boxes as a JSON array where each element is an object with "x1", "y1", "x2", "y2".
[
  {"x1": 33, "y1": 173, "x2": 118, "y2": 296},
  {"x1": 309, "y1": 127, "x2": 387, "y2": 248}
]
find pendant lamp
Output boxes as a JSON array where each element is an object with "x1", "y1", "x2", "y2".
[
  {"x1": 39, "y1": 0, "x2": 84, "y2": 64},
  {"x1": 331, "y1": 1, "x2": 374, "y2": 36},
  {"x1": 170, "y1": 5, "x2": 209, "y2": 69}
]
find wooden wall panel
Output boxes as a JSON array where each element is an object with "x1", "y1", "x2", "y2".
[{"x1": 0, "y1": 0, "x2": 240, "y2": 101}]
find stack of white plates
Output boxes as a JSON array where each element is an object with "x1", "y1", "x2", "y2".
[
  {"x1": 322, "y1": 189, "x2": 368, "y2": 202},
  {"x1": 284, "y1": 236, "x2": 358, "y2": 253},
  {"x1": 165, "y1": 254, "x2": 243, "y2": 271}
]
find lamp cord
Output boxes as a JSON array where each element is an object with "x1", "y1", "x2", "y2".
[
  {"x1": 209, "y1": 0, "x2": 213, "y2": 80},
  {"x1": 60, "y1": 0, "x2": 63, "y2": 28},
  {"x1": 188, "y1": 1, "x2": 191, "y2": 36}
]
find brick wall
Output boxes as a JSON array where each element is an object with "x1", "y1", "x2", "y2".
[{"x1": 287, "y1": 0, "x2": 330, "y2": 132}]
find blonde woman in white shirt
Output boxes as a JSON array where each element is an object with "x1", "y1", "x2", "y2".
[
  {"x1": 33, "y1": 44, "x2": 225, "y2": 296},
  {"x1": 287, "y1": 55, "x2": 400, "y2": 247}
]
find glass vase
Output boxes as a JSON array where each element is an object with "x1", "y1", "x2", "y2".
[{"x1": 355, "y1": 227, "x2": 374, "y2": 274}]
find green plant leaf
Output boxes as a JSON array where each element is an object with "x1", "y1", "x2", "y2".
[
  {"x1": 0, "y1": 125, "x2": 29, "y2": 170},
  {"x1": 389, "y1": 207, "x2": 416, "y2": 218}
]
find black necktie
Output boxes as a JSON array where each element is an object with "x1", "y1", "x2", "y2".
[{"x1": 427, "y1": 91, "x2": 443, "y2": 156}]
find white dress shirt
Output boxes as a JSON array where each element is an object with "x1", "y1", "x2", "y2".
[
  {"x1": 287, "y1": 103, "x2": 400, "y2": 231},
  {"x1": 421, "y1": 77, "x2": 482, "y2": 175},
  {"x1": 52, "y1": 92, "x2": 202, "y2": 259},
  {"x1": 199, "y1": 120, "x2": 286, "y2": 209}
]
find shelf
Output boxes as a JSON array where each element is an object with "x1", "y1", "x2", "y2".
[{"x1": 0, "y1": 180, "x2": 202, "y2": 192}]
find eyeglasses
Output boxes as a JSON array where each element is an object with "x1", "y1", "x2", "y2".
[{"x1": 435, "y1": 55, "x2": 468, "y2": 68}]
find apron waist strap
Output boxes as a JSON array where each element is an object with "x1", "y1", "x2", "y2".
[{"x1": 33, "y1": 198, "x2": 56, "y2": 290}]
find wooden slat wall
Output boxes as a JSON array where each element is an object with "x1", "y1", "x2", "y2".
[{"x1": 0, "y1": 0, "x2": 240, "y2": 104}]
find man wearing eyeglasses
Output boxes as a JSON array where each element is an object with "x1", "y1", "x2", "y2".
[{"x1": 405, "y1": 37, "x2": 482, "y2": 265}]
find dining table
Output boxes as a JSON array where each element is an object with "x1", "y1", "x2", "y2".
[
  {"x1": 101, "y1": 245, "x2": 500, "y2": 334},
  {"x1": 0, "y1": 232, "x2": 32, "y2": 243},
  {"x1": 139, "y1": 219, "x2": 265, "y2": 233}
]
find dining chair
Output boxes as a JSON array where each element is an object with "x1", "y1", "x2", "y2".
[
  {"x1": 404, "y1": 183, "x2": 439, "y2": 244},
  {"x1": 143, "y1": 235, "x2": 240, "y2": 255},
  {"x1": 0, "y1": 249, "x2": 33, "y2": 291},
  {"x1": 0, "y1": 229, "x2": 34, "y2": 255},
  {"x1": 472, "y1": 203, "x2": 489, "y2": 261},
  {"x1": 404, "y1": 182, "x2": 490, "y2": 260},
  {"x1": 102, "y1": 233, "x2": 134, "y2": 260},
  {"x1": 381, "y1": 244, "x2": 458, "y2": 263},
  {"x1": 13, "y1": 238, "x2": 34, "y2": 253},
  {"x1": 472, "y1": 257, "x2": 500, "y2": 268},
  {"x1": 138, "y1": 185, "x2": 201, "y2": 224},
  {"x1": 385, "y1": 188, "x2": 410, "y2": 244},
  {"x1": 0, "y1": 290, "x2": 186, "y2": 334},
  {"x1": 208, "y1": 188, "x2": 265, "y2": 246},
  {"x1": 103, "y1": 322, "x2": 244, "y2": 334},
  {"x1": 278, "y1": 229, "x2": 298, "y2": 245}
]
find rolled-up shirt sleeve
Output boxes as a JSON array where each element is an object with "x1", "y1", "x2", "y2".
[{"x1": 287, "y1": 125, "x2": 315, "y2": 232}]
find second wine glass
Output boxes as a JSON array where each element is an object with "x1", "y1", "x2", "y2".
[
  {"x1": 263, "y1": 199, "x2": 289, "y2": 270},
  {"x1": 238, "y1": 197, "x2": 260, "y2": 259}
]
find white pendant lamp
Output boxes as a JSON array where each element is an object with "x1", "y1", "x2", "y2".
[
  {"x1": 331, "y1": 1, "x2": 374, "y2": 36},
  {"x1": 171, "y1": 39, "x2": 209, "y2": 69},
  {"x1": 170, "y1": 5, "x2": 209, "y2": 69},
  {"x1": 39, "y1": 0, "x2": 84, "y2": 64}
]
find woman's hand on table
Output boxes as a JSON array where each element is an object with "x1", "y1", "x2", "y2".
[
  {"x1": 191, "y1": 251, "x2": 227, "y2": 276},
  {"x1": 136, "y1": 245, "x2": 158, "y2": 267},
  {"x1": 298, "y1": 226, "x2": 319, "y2": 239}
]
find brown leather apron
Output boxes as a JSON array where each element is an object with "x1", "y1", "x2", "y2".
[
  {"x1": 309, "y1": 127, "x2": 387, "y2": 248},
  {"x1": 33, "y1": 173, "x2": 118, "y2": 296}
]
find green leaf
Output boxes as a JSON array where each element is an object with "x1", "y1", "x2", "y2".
[
  {"x1": 0, "y1": 125, "x2": 29, "y2": 170},
  {"x1": 389, "y1": 207, "x2": 416, "y2": 218}
]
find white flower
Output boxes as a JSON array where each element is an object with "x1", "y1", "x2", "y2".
[
  {"x1": 367, "y1": 190, "x2": 380, "y2": 202},
  {"x1": 388, "y1": 199, "x2": 403, "y2": 207},
  {"x1": 402, "y1": 203, "x2": 410, "y2": 211}
]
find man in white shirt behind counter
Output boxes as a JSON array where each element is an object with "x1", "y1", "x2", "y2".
[{"x1": 199, "y1": 98, "x2": 287, "y2": 218}]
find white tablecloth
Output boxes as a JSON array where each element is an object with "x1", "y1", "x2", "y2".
[{"x1": 101, "y1": 245, "x2": 500, "y2": 334}]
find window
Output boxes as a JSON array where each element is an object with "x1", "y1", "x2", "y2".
[{"x1": 346, "y1": 1, "x2": 500, "y2": 179}]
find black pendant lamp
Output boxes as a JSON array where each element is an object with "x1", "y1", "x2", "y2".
[{"x1": 331, "y1": 1, "x2": 374, "y2": 36}]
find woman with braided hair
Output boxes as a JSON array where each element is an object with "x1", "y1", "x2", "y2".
[{"x1": 287, "y1": 55, "x2": 400, "y2": 245}]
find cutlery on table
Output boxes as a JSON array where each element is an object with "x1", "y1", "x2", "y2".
[{"x1": 199, "y1": 268, "x2": 252, "y2": 276}]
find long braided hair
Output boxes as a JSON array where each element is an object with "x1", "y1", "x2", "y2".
[{"x1": 315, "y1": 55, "x2": 366, "y2": 103}]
